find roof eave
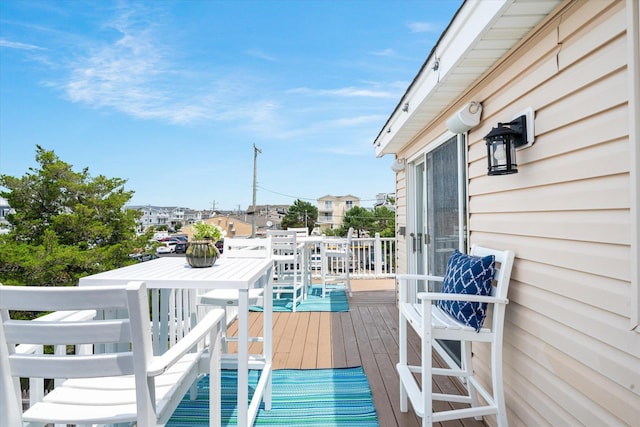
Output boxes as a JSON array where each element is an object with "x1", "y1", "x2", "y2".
[{"x1": 373, "y1": 0, "x2": 562, "y2": 158}]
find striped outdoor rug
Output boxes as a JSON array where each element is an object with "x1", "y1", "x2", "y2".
[
  {"x1": 250, "y1": 284, "x2": 349, "y2": 312},
  {"x1": 168, "y1": 367, "x2": 378, "y2": 426}
]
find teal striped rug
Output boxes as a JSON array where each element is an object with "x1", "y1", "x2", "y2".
[
  {"x1": 168, "y1": 367, "x2": 378, "y2": 426},
  {"x1": 250, "y1": 284, "x2": 349, "y2": 312}
]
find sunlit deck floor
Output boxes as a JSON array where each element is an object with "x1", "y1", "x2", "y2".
[{"x1": 225, "y1": 279, "x2": 486, "y2": 427}]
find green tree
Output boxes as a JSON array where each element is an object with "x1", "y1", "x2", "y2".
[
  {"x1": 341, "y1": 205, "x2": 373, "y2": 237},
  {"x1": 371, "y1": 206, "x2": 396, "y2": 237},
  {"x1": 0, "y1": 145, "x2": 151, "y2": 287},
  {"x1": 280, "y1": 199, "x2": 318, "y2": 234}
]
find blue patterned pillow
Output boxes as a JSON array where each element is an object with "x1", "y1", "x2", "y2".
[{"x1": 438, "y1": 250, "x2": 496, "y2": 332}]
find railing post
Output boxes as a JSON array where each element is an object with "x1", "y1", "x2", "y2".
[{"x1": 374, "y1": 233, "x2": 382, "y2": 277}]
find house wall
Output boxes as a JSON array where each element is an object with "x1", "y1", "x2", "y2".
[{"x1": 395, "y1": 0, "x2": 639, "y2": 425}]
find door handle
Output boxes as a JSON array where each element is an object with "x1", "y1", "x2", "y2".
[
  {"x1": 417, "y1": 233, "x2": 423, "y2": 253},
  {"x1": 410, "y1": 233, "x2": 416, "y2": 253}
]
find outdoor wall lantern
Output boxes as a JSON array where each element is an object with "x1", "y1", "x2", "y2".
[{"x1": 484, "y1": 108, "x2": 534, "y2": 175}]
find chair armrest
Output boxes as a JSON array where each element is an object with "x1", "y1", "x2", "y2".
[
  {"x1": 397, "y1": 274, "x2": 445, "y2": 304},
  {"x1": 397, "y1": 274, "x2": 444, "y2": 282},
  {"x1": 417, "y1": 291, "x2": 508, "y2": 305},
  {"x1": 147, "y1": 308, "x2": 225, "y2": 376}
]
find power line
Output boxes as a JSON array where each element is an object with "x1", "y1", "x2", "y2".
[{"x1": 256, "y1": 185, "x2": 380, "y2": 202}]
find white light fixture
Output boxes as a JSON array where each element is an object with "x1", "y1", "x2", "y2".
[
  {"x1": 391, "y1": 158, "x2": 406, "y2": 172},
  {"x1": 446, "y1": 101, "x2": 483, "y2": 134}
]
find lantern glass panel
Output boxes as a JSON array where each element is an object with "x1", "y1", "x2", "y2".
[{"x1": 487, "y1": 135, "x2": 517, "y2": 175}]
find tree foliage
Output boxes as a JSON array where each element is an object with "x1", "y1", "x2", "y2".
[
  {"x1": 0, "y1": 145, "x2": 151, "y2": 287},
  {"x1": 370, "y1": 206, "x2": 395, "y2": 237},
  {"x1": 337, "y1": 205, "x2": 395, "y2": 237},
  {"x1": 280, "y1": 199, "x2": 318, "y2": 234},
  {"x1": 341, "y1": 205, "x2": 372, "y2": 237}
]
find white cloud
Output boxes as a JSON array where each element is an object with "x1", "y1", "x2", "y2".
[
  {"x1": 407, "y1": 21, "x2": 439, "y2": 33},
  {"x1": 0, "y1": 39, "x2": 44, "y2": 50},
  {"x1": 246, "y1": 49, "x2": 277, "y2": 62},
  {"x1": 370, "y1": 48, "x2": 395, "y2": 57},
  {"x1": 58, "y1": 8, "x2": 250, "y2": 125},
  {"x1": 287, "y1": 86, "x2": 395, "y2": 99}
]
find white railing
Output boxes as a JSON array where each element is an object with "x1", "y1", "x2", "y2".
[
  {"x1": 350, "y1": 234, "x2": 396, "y2": 278},
  {"x1": 308, "y1": 233, "x2": 396, "y2": 279}
]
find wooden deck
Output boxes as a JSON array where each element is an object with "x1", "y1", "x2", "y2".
[{"x1": 227, "y1": 279, "x2": 486, "y2": 427}]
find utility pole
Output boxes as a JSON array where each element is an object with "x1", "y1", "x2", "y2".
[{"x1": 252, "y1": 144, "x2": 261, "y2": 238}]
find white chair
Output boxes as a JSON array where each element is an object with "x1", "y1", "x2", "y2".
[
  {"x1": 321, "y1": 227, "x2": 354, "y2": 297},
  {"x1": 267, "y1": 229, "x2": 305, "y2": 312},
  {"x1": 222, "y1": 237, "x2": 270, "y2": 258},
  {"x1": 199, "y1": 237, "x2": 270, "y2": 351},
  {"x1": 0, "y1": 281, "x2": 225, "y2": 427},
  {"x1": 396, "y1": 245, "x2": 515, "y2": 427},
  {"x1": 287, "y1": 227, "x2": 309, "y2": 238}
]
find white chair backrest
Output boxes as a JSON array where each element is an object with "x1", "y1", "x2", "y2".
[
  {"x1": 0, "y1": 283, "x2": 148, "y2": 423},
  {"x1": 469, "y1": 244, "x2": 514, "y2": 301},
  {"x1": 287, "y1": 227, "x2": 309, "y2": 238},
  {"x1": 267, "y1": 230, "x2": 298, "y2": 256},
  {"x1": 346, "y1": 227, "x2": 354, "y2": 244},
  {"x1": 222, "y1": 237, "x2": 269, "y2": 258},
  {"x1": 1, "y1": 282, "x2": 223, "y2": 427}
]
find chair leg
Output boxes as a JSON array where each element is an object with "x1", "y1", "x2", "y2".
[
  {"x1": 492, "y1": 342, "x2": 508, "y2": 427},
  {"x1": 220, "y1": 308, "x2": 228, "y2": 353},
  {"x1": 398, "y1": 311, "x2": 409, "y2": 413},
  {"x1": 461, "y1": 341, "x2": 481, "y2": 419},
  {"x1": 422, "y1": 323, "x2": 433, "y2": 426},
  {"x1": 345, "y1": 262, "x2": 352, "y2": 297}
]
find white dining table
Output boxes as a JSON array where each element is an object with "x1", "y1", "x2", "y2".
[{"x1": 79, "y1": 256, "x2": 274, "y2": 427}]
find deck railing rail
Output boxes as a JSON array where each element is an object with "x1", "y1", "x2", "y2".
[{"x1": 308, "y1": 233, "x2": 396, "y2": 278}]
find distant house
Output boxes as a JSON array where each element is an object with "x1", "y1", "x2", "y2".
[
  {"x1": 245, "y1": 204, "x2": 289, "y2": 232},
  {"x1": 182, "y1": 215, "x2": 253, "y2": 239},
  {"x1": 0, "y1": 197, "x2": 13, "y2": 234},
  {"x1": 126, "y1": 205, "x2": 189, "y2": 231},
  {"x1": 317, "y1": 195, "x2": 360, "y2": 231},
  {"x1": 374, "y1": 0, "x2": 639, "y2": 425},
  {"x1": 373, "y1": 192, "x2": 395, "y2": 211}
]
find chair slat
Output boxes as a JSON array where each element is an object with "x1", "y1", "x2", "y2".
[
  {"x1": 9, "y1": 352, "x2": 134, "y2": 378},
  {"x1": 0, "y1": 285, "x2": 128, "y2": 311},
  {"x1": 4, "y1": 319, "x2": 132, "y2": 345}
]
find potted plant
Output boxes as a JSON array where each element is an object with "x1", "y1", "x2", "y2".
[{"x1": 186, "y1": 222, "x2": 225, "y2": 268}]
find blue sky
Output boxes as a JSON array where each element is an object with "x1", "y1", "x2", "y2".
[{"x1": 0, "y1": 0, "x2": 462, "y2": 211}]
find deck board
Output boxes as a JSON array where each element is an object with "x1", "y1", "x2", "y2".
[{"x1": 227, "y1": 279, "x2": 486, "y2": 427}]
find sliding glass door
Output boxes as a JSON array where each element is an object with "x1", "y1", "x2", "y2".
[{"x1": 408, "y1": 133, "x2": 467, "y2": 361}]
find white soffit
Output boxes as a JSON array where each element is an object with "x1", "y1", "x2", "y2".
[{"x1": 374, "y1": 0, "x2": 562, "y2": 157}]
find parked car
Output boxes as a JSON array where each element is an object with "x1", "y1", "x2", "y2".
[
  {"x1": 174, "y1": 242, "x2": 187, "y2": 254},
  {"x1": 156, "y1": 241, "x2": 177, "y2": 254},
  {"x1": 129, "y1": 253, "x2": 159, "y2": 262},
  {"x1": 158, "y1": 237, "x2": 180, "y2": 243}
]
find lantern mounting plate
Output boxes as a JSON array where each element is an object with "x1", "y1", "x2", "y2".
[{"x1": 513, "y1": 107, "x2": 534, "y2": 149}]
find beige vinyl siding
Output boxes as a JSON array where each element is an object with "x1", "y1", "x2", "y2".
[{"x1": 463, "y1": 1, "x2": 638, "y2": 426}]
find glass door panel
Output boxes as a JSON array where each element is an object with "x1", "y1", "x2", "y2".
[
  {"x1": 426, "y1": 136, "x2": 464, "y2": 280},
  {"x1": 425, "y1": 135, "x2": 466, "y2": 363}
]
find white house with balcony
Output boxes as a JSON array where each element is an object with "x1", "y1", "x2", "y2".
[
  {"x1": 316, "y1": 195, "x2": 359, "y2": 231},
  {"x1": 126, "y1": 205, "x2": 187, "y2": 231}
]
